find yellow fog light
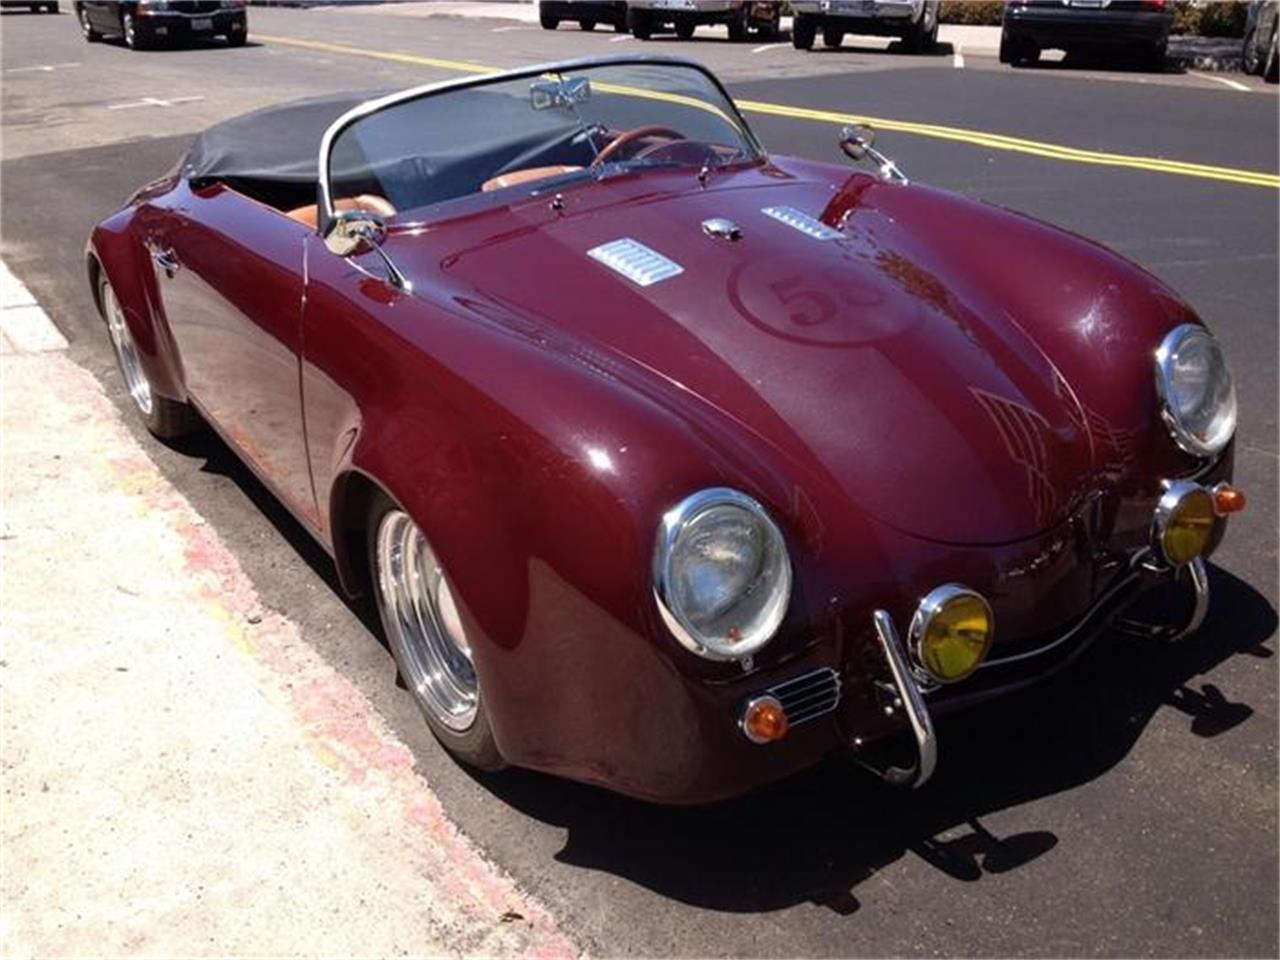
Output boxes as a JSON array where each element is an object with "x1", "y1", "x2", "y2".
[
  {"x1": 908, "y1": 585, "x2": 994, "y2": 684},
  {"x1": 1155, "y1": 481, "x2": 1215, "y2": 567}
]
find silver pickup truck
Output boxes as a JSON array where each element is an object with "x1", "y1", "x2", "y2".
[
  {"x1": 790, "y1": 0, "x2": 939, "y2": 52},
  {"x1": 626, "y1": 0, "x2": 782, "y2": 41}
]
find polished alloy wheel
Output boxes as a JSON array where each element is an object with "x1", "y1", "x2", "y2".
[
  {"x1": 376, "y1": 510, "x2": 478, "y2": 731},
  {"x1": 103, "y1": 283, "x2": 153, "y2": 416}
]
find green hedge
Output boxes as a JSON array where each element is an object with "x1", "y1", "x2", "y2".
[{"x1": 939, "y1": 1, "x2": 1247, "y2": 37}]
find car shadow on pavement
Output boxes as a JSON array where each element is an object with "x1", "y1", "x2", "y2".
[{"x1": 466, "y1": 566, "x2": 1274, "y2": 914}]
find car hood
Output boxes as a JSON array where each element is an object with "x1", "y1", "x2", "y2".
[{"x1": 418, "y1": 172, "x2": 1096, "y2": 545}]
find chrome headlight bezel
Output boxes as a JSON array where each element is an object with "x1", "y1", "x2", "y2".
[
  {"x1": 907, "y1": 584, "x2": 994, "y2": 685},
  {"x1": 1154, "y1": 324, "x2": 1237, "y2": 458},
  {"x1": 653, "y1": 487, "x2": 792, "y2": 662}
]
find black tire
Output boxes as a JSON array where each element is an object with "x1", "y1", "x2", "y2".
[
  {"x1": 674, "y1": 16, "x2": 695, "y2": 39},
  {"x1": 792, "y1": 12, "x2": 815, "y2": 50},
  {"x1": 99, "y1": 274, "x2": 202, "y2": 440},
  {"x1": 366, "y1": 492, "x2": 504, "y2": 772},
  {"x1": 1146, "y1": 39, "x2": 1167, "y2": 70},
  {"x1": 1266, "y1": 26, "x2": 1279, "y2": 83},
  {"x1": 580, "y1": 18, "x2": 595, "y2": 31},
  {"x1": 903, "y1": 4, "x2": 936, "y2": 53},
  {"x1": 79, "y1": 7, "x2": 102, "y2": 41},
  {"x1": 727, "y1": 4, "x2": 749, "y2": 42},
  {"x1": 226, "y1": 30, "x2": 246, "y2": 46},
  {"x1": 627, "y1": 7, "x2": 651, "y2": 39},
  {"x1": 1243, "y1": 26, "x2": 1261, "y2": 75},
  {"x1": 1000, "y1": 30, "x2": 1038, "y2": 66},
  {"x1": 613, "y1": 17, "x2": 627, "y2": 33},
  {"x1": 539, "y1": 8, "x2": 558, "y2": 30},
  {"x1": 756, "y1": 4, "x2": 780, "y2": 40},
  {"x1": 822, "y1": 25, "x2": 844, "y2": 49}
]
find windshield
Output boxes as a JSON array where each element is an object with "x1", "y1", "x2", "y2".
[{"x1": 321, "y1": 59, "x2": 762, "y2": 226}]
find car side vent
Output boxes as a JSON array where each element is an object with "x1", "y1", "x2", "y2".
[
  {"x1": 587, "y1": 238, "x2": 684, "y2": 287},
  {"x1": 766, "y1": 667, "x2": 841, "y2": 725},
  {"x1": 761, "y1": 205, "x2": 843, "y2": 241}
]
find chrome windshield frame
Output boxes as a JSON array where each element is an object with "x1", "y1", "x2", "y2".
[{"x1": 315, "y1": 54, "x2": 766, "y2": 234}]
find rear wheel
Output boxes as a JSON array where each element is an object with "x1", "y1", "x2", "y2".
[
  {"x1": 756, "y1": 4, "x2": 780, "y2": 40},
  {"x1": 1000, "y1": 30, "x2": 1038, "y2": 66},
  {"x1": 1243, "y1": 25, "x2": 1261, "y2": 75},
  {"x1": 727, "y1": 4, "x2": 749, "y2": 42},
  {"x1": 627, "y1": 7, "x2": 652, "y2": 39},
  {"x1": 792, "y1": 12, "x2": 816, "y2": 49},
  {"x1": 580, "y1": 18, "x2": 596, "y2": 31},
  {"x1": 368, "y1": 496, "x2": 503, "y2": 771},
  {"x1": 674, "y1": 16, "x2": 695, "y2": 39},
  {"x1": 100, "y1": 276, "x2": 201, "y2": 439},
  {"x1": 539, "y1": 8, "x2": 558, "y2": 29},
  {"x1": 903, "y1": 3, "x2": 937, "y2": 53},
  {"x1": 226, "y1": 30, "x2": 246, "y2": 46},
  {"x1": 822, "y1": 25, "x2": 844, "y2": 49},
  {"x1": 79, "y1": 7, "x2": 101, "y2": 41},
  {"x1": 1266, "y1": 26, "x2": 1279, "y2": 83}
]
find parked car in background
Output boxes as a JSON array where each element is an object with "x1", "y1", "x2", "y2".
[
  {"x1": 627, "y1": 0, "x2": 781, "y2": 41},
  {"x1": 1243, "y1": 0, "x2": 1279, "y2": 82},
  {"x1": 538, "y1": 0, "x2": 627, "y2": 33},
  {"x1": 1000, "y1": 0, "x2": 1173, "y2": 67},
  {"x1": 0, "y1": 1, "x2": 59, "y2": 11},
  {"x1": 791, "y1": 0, "x2": 939, "y2": 53},
  {"x1": 74, "y1": 0, "x2": 246, "y2": 49},
  {"x1": 88, "y1": 55, "x2": 1246, "y2": 803}
]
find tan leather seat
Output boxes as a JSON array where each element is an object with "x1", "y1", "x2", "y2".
[
  {"x1": 481, "y1": 165, "x2": 583, "y2": 193},
  {"x1": 285, "y1": 194, "x2": 397, "y2": 229}
]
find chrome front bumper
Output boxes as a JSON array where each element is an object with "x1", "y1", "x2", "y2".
[{"x1": 859, "y1": 552, "x2": 1209, "y2": 789}]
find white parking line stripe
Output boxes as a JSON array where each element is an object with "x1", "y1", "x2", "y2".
[
  {"x1": 490, "y1": 25, "x2": 528, "y2": 32},
  {"x1": 609, "y1": 34, "x2": 633, "y2": 42},
  {"x1": 953, "y1": 46, "x2": 965, "y2": 69},
  {"x1": 108, "y1": 95, "x2": 205, "y2": 111},
  {"x1": 1192, "y1": 71, "x2": 1250, "y2": 92},
  {"x1": 752, "y1": 42, "x2": 789, "y2": 54},
  {"x1": 4, "y1": 62, "x2": 81, "y2": 74}
]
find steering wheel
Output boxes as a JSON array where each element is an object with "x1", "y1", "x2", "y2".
[{"x1": 591, "y1": 125, "x2": 687, "y2": 168}]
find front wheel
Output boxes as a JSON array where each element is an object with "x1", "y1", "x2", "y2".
[
  {"x1": 792, "y1": 12, "x2": 816, "y2": 49},
  {"x1": 674, "y1": 16, "x2": 695, "y2": 39},
  {"x1": 727, "y1": 4, "x2": 749, "y2": 42},
  {"x1": 904, "y1": 4, "x2": 938, "y2": 53},
  {"x1": 539, "y1": 8, "x2": 558, "y2": 29},
  {"x1": 226, "y1": 30, "x2": 246, "y2": 46},
  {"x1": 368, "y1": 497, "x2": 503, "y2": 770},
  {"x1": 1243, "y1": 26, "x2": 1261, "y2": 75},
  {"x1": 627, "y1": 7, "x2": 652, "y2": 39},
  {"x1": 822, "y1": 25, "x2": 844, "y2": 49},
  {"x1": 1266, "y1": 27, "x2": 1279, "y2": 83},
  {"x1": 100, "y1": 276, "x2": 201, "y2": 439}
]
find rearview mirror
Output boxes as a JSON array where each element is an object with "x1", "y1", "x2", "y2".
[{"x1": 530, "y1": 75, "x2": 591, "y2": 111}]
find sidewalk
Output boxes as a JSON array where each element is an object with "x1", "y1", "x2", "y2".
[{"x1": 0, "y1": 261, "x2": 577, "y2": 958}]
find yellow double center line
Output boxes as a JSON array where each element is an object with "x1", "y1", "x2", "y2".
[{"x1": 259, "y1": 34, "x2": 1280, "y2": 190}]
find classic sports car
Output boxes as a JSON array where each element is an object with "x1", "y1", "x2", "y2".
[{"x1": 88, "y1": 56, "x2": 1246, "y2": 803}]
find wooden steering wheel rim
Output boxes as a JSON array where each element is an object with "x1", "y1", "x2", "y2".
[{"x1": 592, "y1": 125, "x2": 686, "y2": 167}]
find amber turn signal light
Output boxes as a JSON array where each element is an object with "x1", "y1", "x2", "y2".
[
  {"x1": 741, "y1": 695, "x2": 788, "y2": 744},
  {"x1": 1212, "y1": 483, "x2": 1246, "y2": 516}
]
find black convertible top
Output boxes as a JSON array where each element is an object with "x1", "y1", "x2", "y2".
[{"x1": 183, "y1": 90, "x2": 386, "y2": 193}]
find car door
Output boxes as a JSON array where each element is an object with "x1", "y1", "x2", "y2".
[{"x1": 144, "y1": 180, "x2": 321, "y2": 530}]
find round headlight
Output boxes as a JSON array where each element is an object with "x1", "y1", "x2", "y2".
[
  {"x1": 654, "y1": 488, "x2": 791, "y2": 662},
  {"x1": 1155, "y1": 324, "x2": 1236, "y2": 457},
  {"x1": 908, "y1": 585, "x2": 994, "y2": 684},
  {"x1": 1155, "y1": 480, "x2": 1215, "y2": 566}
]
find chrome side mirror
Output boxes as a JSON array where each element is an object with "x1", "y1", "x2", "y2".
[
  {"x1": 839, "y1": 123, "x2": 908, "y2": 185},
  {"x1": 324, "y1": 209, "x2": 387, "y2": 257},
  {"x1": 323, "y1": 209, "x2": 410, "y2": 291},
  {"x1": 839, "y1": 123, "x2": 875, "y2": 162}
]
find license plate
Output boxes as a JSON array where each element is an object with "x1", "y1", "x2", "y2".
[
  {"x1": 192, "y1": 17, "x2": 213, "y2": 30},
  {"x1": 652, "y1": 0, "x2": 695, "y2": 9},
  {"x1": 827, "y1": 0, "x2": 874, "y2": 13},
  {"x1": 1066, "y1": 0, "x2": 1106, "y2": 8}
]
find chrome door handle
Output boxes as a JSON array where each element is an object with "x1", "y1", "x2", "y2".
[{"x1": 151, "y1": 247, "x2": 181, "y2": 278}]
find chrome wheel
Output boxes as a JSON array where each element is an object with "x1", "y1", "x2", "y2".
[
  {"x1": 103, "y1": 282, "x2": 153, "y2": 416},
  {"x1": 376, "y1": 510, "x2": 478, "y2": 731}
]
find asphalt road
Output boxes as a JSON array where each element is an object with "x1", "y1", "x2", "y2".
[{"x1": 2, "y1": 5, "x2": 1277, "y2": 957}]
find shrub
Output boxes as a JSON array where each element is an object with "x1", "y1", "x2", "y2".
[{"x1": 939, "y1": 1, "x2": 1004, "y2": 26}]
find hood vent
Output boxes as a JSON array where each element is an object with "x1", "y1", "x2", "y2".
[
  {"x1": 762, "y1": 205, "x2": 843, "y2": 241},
  {"x1": 587, "y1": 238, "x2": 683, "y2": 287}
]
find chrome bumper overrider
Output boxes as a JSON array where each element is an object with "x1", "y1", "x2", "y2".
[{"x1": 855, "y1": 552, "x2": 1209, "y2": 789}]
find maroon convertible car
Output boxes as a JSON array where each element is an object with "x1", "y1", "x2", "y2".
[{"x1": 88, "y1": 56, "x2": 1247, "y2": 803}]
